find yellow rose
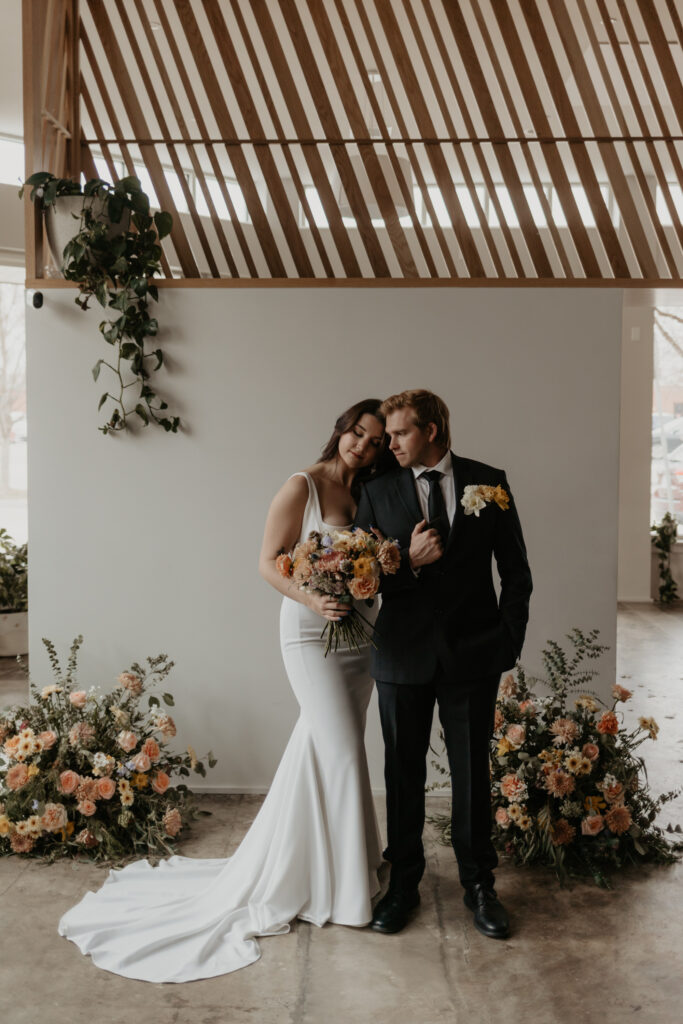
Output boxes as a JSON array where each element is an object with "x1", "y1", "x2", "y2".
[{"x1": 497, "y1": 737, "x2": 514, "y2": 756}]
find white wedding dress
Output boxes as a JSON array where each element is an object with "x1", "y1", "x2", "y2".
[{"x1": 57, "y1": 472, "x2": 383, "y2": 982}]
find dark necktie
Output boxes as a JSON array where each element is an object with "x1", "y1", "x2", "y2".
[{"x1": 425, "y1": 469, "x2": 449, "y2": 546}]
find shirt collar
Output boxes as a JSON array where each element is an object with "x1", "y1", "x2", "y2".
[{"x1": 412, "y1": 450, "x2": 453, "y2": 479}]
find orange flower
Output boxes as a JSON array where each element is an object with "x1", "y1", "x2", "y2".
[
  {"x1": 10, "y1": 833, "x2": 35, "y2": 854},
  {"x1": 97, "y1": 777, "x2": 116, "y2": 800},
  {"x1": 597, "y1": 711, "x2": 619, "y2": 735},
  {"x1": 605, "y1": 805, "x2": 632, "y2": 835},
  {"x1": 152, "y1": 771, "x2": 171, "y2": 794},
  {"x1": 6, "y1": 763, "x2": 29, "y2": 791},
  {"x1": 292, "y1": 558, "x2": 313, "y2": 583},
  {"x1": 275, "y1": 553, "x2": 292, "y2": 577},
  {"x1": 492, "y1": 485, "x2": 510, "y2": 510},
  {"x1": 550, "y1": 818, "x2": 575, "y2": 846},
  {"x1": 141, "y1": 738, "x2": 161, "y2": 762},
  {"x1": 612, "y1": 684, "x2": 632, "y2": 702},
  {"x1": 581, "y1": 815, "x2": 604, "y2": 836},
  {"x1": 348, "y1": 575, "x2": 379, "y2": 600},
  {"x1": 58, "y1": 769, "x2": 80, "y2": 794},
  {"x1": 545, "y1": 769, "x2": 576, "y2": 797}
]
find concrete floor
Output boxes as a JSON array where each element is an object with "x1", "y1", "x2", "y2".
[{"x1": 1, "y1": 604, "x2": 681, "y2": 1024}]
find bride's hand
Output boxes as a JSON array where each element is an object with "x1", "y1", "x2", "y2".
[{"x1": 306, "y1": 593, "x2": 351, "y2": 622}]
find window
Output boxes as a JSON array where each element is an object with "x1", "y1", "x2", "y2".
[
  {"x1": 0, "y1": 268, "x2": 27, "y2": 545},
  {"x1": 651, "y1": 307, "x2": 683, "y2": 531}
]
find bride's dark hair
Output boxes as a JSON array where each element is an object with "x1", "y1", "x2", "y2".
[{"x1": 318, "y1": 398, "x2": 395, "y2": 498}]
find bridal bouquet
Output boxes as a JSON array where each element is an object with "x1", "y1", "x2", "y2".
[
  {"x1": 0, "y1": 637, "x2": 216, "y2": 864},
  {"x1": 430, "y1": 629, "x2": 681, "y2": 886},
  {"x1": 276, "y1": 527, "x2": 400, "y2": 654}
]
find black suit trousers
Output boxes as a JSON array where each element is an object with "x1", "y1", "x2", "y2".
[{"x1": 377, "y1": 668, "x2": 500, "y2": 892}]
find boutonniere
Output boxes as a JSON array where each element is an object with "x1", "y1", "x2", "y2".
[{"x1": 461, "y1": 484, "x2": 510, "y2": 517}]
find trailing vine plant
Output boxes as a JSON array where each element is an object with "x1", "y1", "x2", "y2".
[
  {"x1": 20, "y1": 173, "x2": 180, "y2": 436},
  {"x1": 651, "y1": 511, "x2": 679, "y2": 604}
]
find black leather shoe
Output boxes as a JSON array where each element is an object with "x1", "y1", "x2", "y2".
[
  {"x1": 463, "y1": 883, "x2": 510, "y2": 939},
  {"x1": 370, "y1": 889, "x2": 420, "y2": 934}
]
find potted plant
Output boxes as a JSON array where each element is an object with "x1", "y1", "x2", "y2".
[
  {"x1": 20, "y1": 173, "x2": 179, "y2": 436},
  {"x1": 0, "y1": 528, "x2": 27, "y2": 656}
]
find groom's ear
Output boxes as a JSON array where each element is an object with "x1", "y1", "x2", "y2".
[{"x1": 426, "y1": 422, "x2": 438, "y2": 443}]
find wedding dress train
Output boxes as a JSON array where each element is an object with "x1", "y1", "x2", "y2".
[{"x1": 57, "y1": 473, "x2": 383, "y2": 982}]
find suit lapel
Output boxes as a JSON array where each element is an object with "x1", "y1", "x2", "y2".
[
  {"x1": 394, "y1": 468, "x2": 422, "y2": 527},
  {"x1": 445, "y1": 453, "x2": 471, "y2": 553}
]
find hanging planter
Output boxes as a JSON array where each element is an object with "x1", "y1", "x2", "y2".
[{"x1": 20, "y1": 173, "x2": 180, "y2": 436}]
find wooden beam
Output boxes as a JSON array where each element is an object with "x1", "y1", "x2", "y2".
[{"x1": 23, "y1": 0, "x2": 48, "y2": 279}]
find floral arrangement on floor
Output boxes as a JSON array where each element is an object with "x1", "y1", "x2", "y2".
[
  {"x1": 429, "y1": 629, "x2": 682, "y2": 886},
  {"x1": 276, "y1": 527, "x2": 400, "y2": 654},
  {"x1": 0, "y1": 637, "x2": 216, "y2": 864},
  {"x1": 651, "y1": 511, "x2": 679, "y2": 604}
]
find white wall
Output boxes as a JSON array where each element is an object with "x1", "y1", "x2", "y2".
[{"x1": 26, "y1": 287, "x2": 622, "y2": 790}]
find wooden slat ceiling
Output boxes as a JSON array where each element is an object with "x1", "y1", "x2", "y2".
[{"x1": 75, "y1": 0, "x2": 683, "y2": 281}]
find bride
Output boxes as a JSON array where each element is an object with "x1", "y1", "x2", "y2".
[{"x1": 58, "y1": 399, "x2": 389, "y2": 982}]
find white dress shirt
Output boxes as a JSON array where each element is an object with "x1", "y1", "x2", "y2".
[{"x1": 411, "y1": 450, "x2": 456, "y2": 527}]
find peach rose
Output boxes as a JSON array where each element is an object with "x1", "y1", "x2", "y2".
[
  {"x1": 155, "y1": 714, "x2": 176, "y2": 738},
  {"x1": 597, "y1": 711, "x2": 619, "y2": 735},
  {"x1": 58, "y1": 769, "x2": 80, "y2": 794},
  {"x1": 38, "y1": 730, "x2": 57, "y2": 750},
  {"x1": 69, "y1": 691, "x2": 87, "y2": 708},
  {"x1": 275, "y1": 553, "x2": 292, "y2": 577},
  {"x1": 117, "y1": 730, "x2": 138, "y2": 753},
  {"x1": 582, "y1": 742, "x2": 600, "y2": 762},
  {"x1": 76, "y1": 799, "x2": 97, "y2": 817},
  {"x1": 348, "y1": 575, "x2": 379, "y2": 600},
  {"x1": 602, "y1": 780, "x2": 625, "y2": 805},
  {"x1": 141, "y1": 738, "x2": 161, "y2": 762},
  {"x1": 6, "y1": 763, "x2": 29, "y2": 791},
  {"x1": 292, "y1": 558, "x2": 313, "y2": 583},
  {"x1": 41, "y1": 803, "x2": 68, "y2": 833},
  {"x1": 151, "y1": 771, "x2": 170, "y2": 795},
  {"x1": 506, "y1": 724, "x2": 526, "y2": 748},
  {"x1": 3, "y1": 735, "x2": 20, "y2": 759},
  {"x1": 500, "y1": 773, "x2": 528, "y2": 801},
  {"x1": 118, "y1": 672, "x2": 143, "y2": 695},
  {"x1": 581, "y1": 815, "x2": 604, "y2": 836},
  {"x1": 519, "y1": 700, "x2": 536, "y2": 716},
  {"x1": 132, "y1": 752, "x2": 151, "y2": 773},
  {"x1": 96, "y1": 777, "x2": 116, "y2": 800}
]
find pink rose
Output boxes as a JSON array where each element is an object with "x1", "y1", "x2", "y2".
[
  {"x1": 69, "y1": 691, "x2": 87, "y2": 708},
  {"x1": 582, "y1": 743, "x2": 599, "y2": 762},
  {"x1": 76, "y1": 799, "x2": 97, "y2": 817},
  {"x1": 118, "y1": 672, "x2": 143, "y2": 696},
  {"x1": 151, "y1": 771, "x2": 170, "y2": 794},
  {"x1": 59, "y1": 770, "x2": 80, "y2": 794},
  {"x1": 132, "y1": 753, "x2": 151, "y2": 773},
  {"x1": 97, "y1": 777, "x2": 116, "y2": 800},
  {"x1": 38, "y1": 730, "x2": 57, "y2": 750},
  {"x1": 495, "y1": 807, "x2": 511, "y2": 828},
  {"x1": 117, "y1": 730, "x2": 138, "y2": 753},
  {"x1": 506, "y1": 724, "x2": 526, "y2": 748},
  {"x1": 141, "y1": 738, "x2": 161, "y2": 762},
  {"x1": 581, "y1": 815, "x2": 604, "y2": 836}
]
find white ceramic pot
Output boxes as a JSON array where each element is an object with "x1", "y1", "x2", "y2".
[
  {"x1": 45, "y1": 195, "x2": 130, "y2": 272},
  {"x1": 0, "y1": 610, "x2": 27, "y2": 656}
]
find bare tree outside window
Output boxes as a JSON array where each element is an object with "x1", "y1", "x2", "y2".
[
  {"x1": 0, "y1": 274, "x2": 26, "y2": 544},
  {"x1": 652, "y1": 308, "x2": 683, "y2": 533}
]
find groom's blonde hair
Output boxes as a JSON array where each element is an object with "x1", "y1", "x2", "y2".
[{"x1": 381, "y1": 390, "x2": 451, "y2": 448}]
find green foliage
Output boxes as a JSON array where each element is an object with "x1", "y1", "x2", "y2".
[
  {"x1": 428, "y1": 629, "x2": 682, "y2": 887},
  {"x1": 20, "y1": 173, "x2": 180, "y2": 436},
  {"x1": 651, "y1": 511, "x2": 679, "y2": 604},
  {"x1": 0, "y1": 528, "x2": 27, "y2": 612}
]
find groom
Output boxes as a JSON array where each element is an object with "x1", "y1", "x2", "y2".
[{"x1": 355, "y1": 389, "x2": 532, "y2": 939}]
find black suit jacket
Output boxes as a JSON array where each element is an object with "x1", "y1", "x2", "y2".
[{"x1": 354, "y1": 453, "x2": 533, "y2": 684}]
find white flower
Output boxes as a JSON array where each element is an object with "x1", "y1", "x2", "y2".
[{"x1": 461, "y1": 485, "x2": 487, "y2": 517}]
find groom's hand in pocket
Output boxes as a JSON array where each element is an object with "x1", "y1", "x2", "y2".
[{"x1": 408, "y1": 519, "x2": 443, "y2": 569}]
